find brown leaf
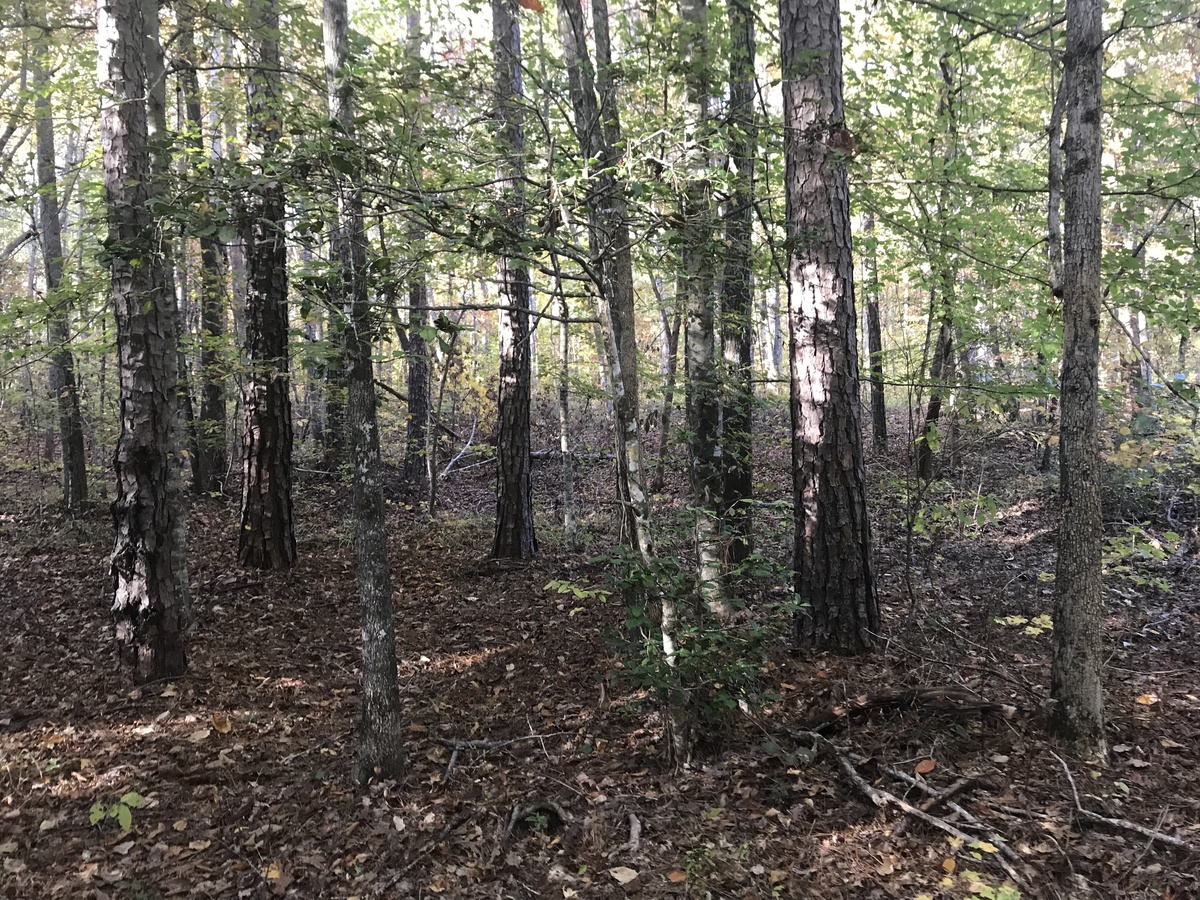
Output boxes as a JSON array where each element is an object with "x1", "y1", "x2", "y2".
[
  {"x1": 667, "y1": 869, "x2": 686, "y2": 883},
  {"x1": 915, "y1": 758, "x2": 937, "y2": 775},
  {"x1": 609, "y1": 866, "x2": 639, "y2": 885},
  {"x1": 211, "y1": 713, "x2": 232, "y2": 735},
  {"x1": 517, "y1": 0, "x2": 544, "y2": 10}
]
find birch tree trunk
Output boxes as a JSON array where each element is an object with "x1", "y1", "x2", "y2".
[
  {"x1": 490, "y1": 0, "x2": 537, "y2": 560},
  {"x1": 99, "y1": 0, "x2": 188, "y2": 680},
  {"x1": 1050, "y1": 0, "x2": 1106, "y2": 756},
  {"x1": 324, "y1": 0, "x2": 406, "y2": 783},
  {"x1": 239, "y1": 0, "x2": 297, "y2": 570},
  {"x1": 781, "y1": 0, "x2": 878, "y2": 654}
]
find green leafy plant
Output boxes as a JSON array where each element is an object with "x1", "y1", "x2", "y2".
[{"x1": 88, "y1": 791, "x2": 144, "y2": 832}]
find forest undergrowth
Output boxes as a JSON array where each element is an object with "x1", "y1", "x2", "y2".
[{"x1": 1, "y1": 410, "x2": 1197, "y2": 899}]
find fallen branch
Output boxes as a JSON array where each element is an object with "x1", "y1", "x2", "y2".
[
  {"x1": 439, "y1": 732, "x2": 570, "y2": 783},
  {"x1": 801, "y1": 685, "x2": 1017, "y2": 733},
  {"x1": 1051, "y1": 750, "x2": 1193, "y2": 852}
]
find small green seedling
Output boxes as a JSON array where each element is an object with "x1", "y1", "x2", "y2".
[{"x1": 89, "y1": 792, "x2": 144, "y2": 831}]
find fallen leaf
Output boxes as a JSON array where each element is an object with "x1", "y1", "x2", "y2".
[
  {"x1": 667, "y1": 869, "x2": 686, "y2": 883},
  {"x1": 1135, "y1": 692, "x2": 1159, "y2": 706},
  {"x1": 609, "y1": 866, "x2": 639, "y2": 885},
  {"x1": 971, "y1": 841, "x2": 998, "y2": 853},
  {"x1": 769, "y1": 869, "x2": 787, "y2": 884},
  {"x1": 990, "y1": 754, "x2": 1010, "y2": 764},
  {"x1": 1161, "y1": 738, "x2": 1184, "y2": 749},
  {"x1": 112, "y1": 841, "x2": 134, "y2": 855},
  {"x1": 877, "y1": 861, "x2": 894, "y2": 875},
  {"x1": 1128, "y1": 759, "x2": 1151, "y2": 768},
  {"x1": 915, "y1": 758, "x2": 937, "y2": 775},
  {"x1": 188, "y1": 840, "x2": 211, "y2": 851},
  {"x1": 264, "y1": 862, "x2": 283, "y2": 880},
  {"x1": 187, "y1": 728, "x2": 210, "y2": 743},
  {"x1": 942, "y1": 858, "x2": 956, "y2": 874},
  {"x1": 211, "y1": 713, "x2": 232, "y2": 734},
  {"x1": 173, "y1": 820, "x2": 187, "y2": 832}
]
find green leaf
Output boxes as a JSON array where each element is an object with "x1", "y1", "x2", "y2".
[{"x1": 116, "y1": 805, "x2": 132, "y2": 831}]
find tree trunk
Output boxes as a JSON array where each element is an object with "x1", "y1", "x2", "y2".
[
  {"x1": 324, "y1": 0, "x2": 406, "y2": 783},
  {"x1": 781, "y1": 0, "x2": 878, "y2": 655},
  {"x1": 33, "y1": 44, "x2": 87, "y2": 510},
  {"x1": 862, "y1": 211, "x2": 887, "y2": 452},
  {"x1": 239, "y1": 0, "x2": 297, "y2": 570},
  {"x1": 490, "y1": 0, "x2": 537, "y2": 560},
  {"x1": 720, "y1": 0, "x2": 757, "y2": 566},
  {"x1": 1050, "y1": 0, "x2": 1106, "y2": 757},
  {"x1": 99, "y1": 0, "x2": 188, "y2": 680},
  {"x1": 403, "y1": 10, "x2": 431, "y2": 498},
  {"x1": 650, "y1": 286, "x2": 681, "y2": 492},
  {"x1": 179, "y1": 18, "x2": 229, "y2": 494}
]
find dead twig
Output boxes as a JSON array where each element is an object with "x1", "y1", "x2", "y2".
[{"x1": 1051, "y1": 750, "x2": 1193, "y2": 852}]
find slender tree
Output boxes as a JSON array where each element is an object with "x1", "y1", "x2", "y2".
[
  {"x1": 862, "y1": 210, "x2": 887, "y2": 452},
  {"x1": 239, "y1": 0, "x2": 297, "y2": 569},
  {"x1": 720, "y1": 0, "x2": 758, "y2": 565},
  {"x1": 490, "y1": 0, "x2": 537, "y2": 559},
  {"x1": 99, "y1": 0, "x2": 188, "y2": 679},
  {"x1": 781, "y1": 0, "x2": 878, "y2": 653},
  {"x1": 324, "y1": 0, "x2": 406, "y2": 782},
  {"x1": 179, "y1": 7, "x2": 230, "y2": 495},
  {"x1": 1050, "y1": 0, "x2": 1106, "y2": 756},
  {"x1": 32, "y1": 35, "x2": 87, "y2": 510}
]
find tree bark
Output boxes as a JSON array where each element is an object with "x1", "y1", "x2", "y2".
[
  {"x1": 1050, "y1": 0, "x2": 1106, "y2": 757},
  {"x1": 781, "y1": 0, "x2": 878, "y2": 655},
  {"x1": 490, "y1": 0, "x2": 537, "y2": 560},
  {"x1": 324, "y1": 0, "x2": 406, "y2": 783},
  {"x1": 720, "y1": 0, "x2": 757, "y2": 566},
  {"x1": 99, "y1": 0, "x2": 188, "y2": 680},
  {"x1": 33, "y1": 41, "x2": 87, "y2": 510},
  {"x1": 179, "y1": 16, "x2": 229, "y2": 494},
  {"x1": 239, "y1": 0, "x2": 297, "y2": 570},
  {"x1": 677, "y1": 0, "x2": 724, "y2": 611},
  {"x1": 862, "y1": 210, "x2": 887, "y2": 452}
]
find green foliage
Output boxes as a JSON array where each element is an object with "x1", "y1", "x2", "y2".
[{"x1": 88, "y1": 791, "x2": 144, "y2": 832}]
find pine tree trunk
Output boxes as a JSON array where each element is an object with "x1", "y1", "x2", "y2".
[
  {"x1": 324, "y1": 0, "x2": 406, "y2": 783},
  {"x1": 179, "y1": 20, "x2": 229, "y2": 495},
  {"x1": 490, "y1": 0, "x2": 537, "y2": 560},
  {"x1": 781, "y1": 0, "x2": 878, "y2": 654},
  {"x1": 1050, "y1": 0, "x2": 1106, "y2": 756},
  {"x1": 720, "y1": 0, "x2": 757, "y2": 566},
  {"x1": 239, "y1": 0, "x2": 296, "y2": 570},
  {"x1": 99, "y1": 0, "x2": 188, "y2": 680},
  {"x1": 33, "y1": 48, "x2": 87, "y2": 510}
]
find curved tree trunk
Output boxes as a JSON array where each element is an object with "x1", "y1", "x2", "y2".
[
  {"x1": 781, "y1": 0, "x2": 878, "y2": 654},
  {"x1": 239, "y1": 0, "x2": 296, "y2": 570},
  {"x1": 99, "y1": 0, "x2": 188, "y2": 680},
  {"x1": 1050, "y1": 0, "x2": 1106, "y2": 757},
  {"x1": 489, "y1": 0, "x2": 537, "y2": 560}
]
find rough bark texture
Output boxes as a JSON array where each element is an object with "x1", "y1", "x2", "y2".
[
  {"x1": 720, "y1": 0, "x2": 757, "y2": 565},
  {"x1": 1050, "y1": 0, "x2": 1106, "y2": 757},
  {"x1": 781, "y1": 0, "x2": 878, "y2": 654},
  {"x1": 862, "y1": 211, "x2": 887, "y2": 452},
  {"x1": 651, "y1": 293, "x2": 681, "y2": 493},
  {"x1": 99, "y1": 0, "x2": 188, "y2": 680},
  {"x1": 34, "y1": 51, "x2": 87, "y2": 510},
  {"x1": 239, "y1": 0, "x2": 297, "y2": 570},
  {"x1": 490, "y1": 0, "x2": 537, "y2": 560},
  {"x1": 179, "y1": 19, "x2": 229, "y2": 495},
  {"x1": 324, "y1": 0, "x2": 406, "y2": 783}
]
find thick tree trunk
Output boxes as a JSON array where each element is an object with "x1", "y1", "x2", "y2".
[
  {"x1": 781, "y1": 0, "x2": 878, "y2": 655},
  {"x1": 33, "y1": 50, "x2": 87, "y2": 510},
  {"x1": 490, "y1": 0, "x2": 537, "y2": 560},
  {"x1": 239, "y1": 0, "x2": 296, "y2": 570},
  {"x1": 99, "y1": 0, "x2": 188, "y2": 680},
  {"x1": 720, "y1": 0, "x2": 757, "y2": 566},
  {"x1": 179, "y1": 20, "x2": 229, "y2": 495},
  {"x1": 1050, "y1": 0, "x2": 1106, "y2": 757},
  {"x1": 324, "y1": 0, "x2": 406, "y2": 783}
]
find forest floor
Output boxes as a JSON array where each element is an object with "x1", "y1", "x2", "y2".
[{"x1": 1, "y1": 408, "x2": 1198, "y2": 900}]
